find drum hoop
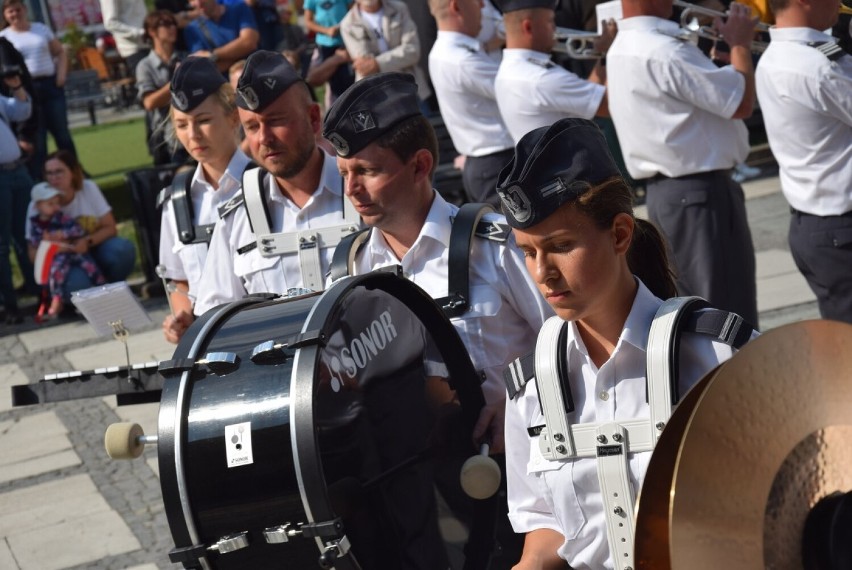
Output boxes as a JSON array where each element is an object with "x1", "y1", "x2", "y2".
[
  {"x1": 158, "y1": 295, "x2": 272, "y2": 567},
  {"x1": 290, "y1": 272, "x2": 485, "y2": 565}
]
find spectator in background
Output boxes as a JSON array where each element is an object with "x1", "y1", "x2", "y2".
[
  {"x1": 0, "y1": 67, "x2": 33, "y2": 325},
  {"x1": 0, "y1": 37, "x2": 36, "y2": 172},
  {"x1": 184, "y1": 0, "x2": 259, "y2": 72},
  {"x1": 100, "y1": 0, "x2": 150, "y2": 74},
  {"x1": 137, "y1": 10, "x2": 189, "y2": 166},
  {"x1": 27, "y1": 182, "x2": 106, "y2": 319},
  {"x1": 340, "y1": 0, "x2": 432, "y2": 106},
  {"x1": 304, "y1": 0, "x2": 354, "y2": 100},
  {"x1": 155, "y1": 0, "x2": 201, "y2": 51},
  {"x1": 25, "y1": 150, "x2": 137, "y2": 298},
  {"x1": 1, "y1": 0, "x2": 78, "y2": 182},
  {"x1": 220, "y1": 0, "x2": 282, "y2": 51}
]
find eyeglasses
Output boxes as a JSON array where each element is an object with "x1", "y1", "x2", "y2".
[
  {"x1": 44, "y1": 169, "x2": 68, "y2": 177},
  {"x1": 156, "y1": 20, "x2": 177, "y2": 28}
]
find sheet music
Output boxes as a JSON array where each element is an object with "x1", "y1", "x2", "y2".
[
  {"x1": 70, "y1": 282, "x2": 152, "y2": 338},
  {"x1": 596, "y1": 0, "x2": 623, "y2": 33}
]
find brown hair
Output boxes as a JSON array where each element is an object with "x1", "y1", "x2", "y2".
[
  {"x1": 375, "y1": 115, "x2": 439, "y2": 179},
  {"x1": 1, "y1": 0, "x2": 25, "y2": 28},
  {"x1": 143, "y1": 10, "x2": 177, "y2": 42},
  {"x1": 45, "y1": 150, "x2": 85, "y2": 191},
  {"x1": 576, "y1": 176, "x2": 678, "y2": 300}
]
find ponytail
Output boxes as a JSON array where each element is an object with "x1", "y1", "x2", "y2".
[{"x1": 576, "y1": 176, "x2": 677, "y2": 300}]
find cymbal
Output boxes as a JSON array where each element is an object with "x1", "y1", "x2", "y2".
[{"x1": 635, "y1": 320, "x2": 852, "y2": 569}]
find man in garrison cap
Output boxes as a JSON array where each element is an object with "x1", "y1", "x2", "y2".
[
  {"x1": 193, "y1": 50, "x2": 361, "y2": 316},
  {"x1": 324, "y1": 71, "x2": 553, "y2": 567},
  {"x1": 493, "y1": 0, "x2": 615, "y2": 143}
]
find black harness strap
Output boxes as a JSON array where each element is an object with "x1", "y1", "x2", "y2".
[
  {"x1": 436, "y1": 203, "x2": 495, "y2": 318},
  {"x1": 169, "y1": 170, "x2": 199, "y2": 245},
  {"x1": 329, "y1": 228, "x2": 371, "y2": 282}
]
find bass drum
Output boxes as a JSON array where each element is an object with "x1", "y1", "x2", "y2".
[{"x1": 158, "y1": 272, "x2": 491, "y2": 570}]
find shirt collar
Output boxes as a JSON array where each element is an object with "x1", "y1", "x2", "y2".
[
  {"x1": 367, "y1": 190, "x2": 451, "y2": 258},
  {"x1": 191, "y1": 148, "x2": 251, "y2": 199},
  {"x1": 619, "y1": 15, "x2": 681, "y2": 34},
  {"x1": 437, "y1": 30, "x2": 481, "y2": 50},
  {"x1": 768, "y1": 26, "x2": 834, "y2": 43},
  {"x1": 268, "y1": 150, "x2": 343, "y2": 205},
  {"x1": 503, "y1": 48, "x2": 551, "y2": 61}
]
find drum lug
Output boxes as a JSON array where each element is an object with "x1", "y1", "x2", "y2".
[
  {"x1": 262, "y1": 523, "x2": 299, "y2": 543},
  {"x1": 197, "y1": 352, "x2": 240, "y2": 375},
  {"x1": 318, "y1": 535, "x2": 352, "y2": 569},
  {"x1": 251, "y1": 340, "x2": 294, "y2": 365},
  {"x1": 208, "y1": 531, "x2": 250, "y2": 554}
]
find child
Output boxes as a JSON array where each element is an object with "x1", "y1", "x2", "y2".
[
  {"x1": 496, "y1": 118, "x2": 755, "y2": 569},
  {"x1": 28, "y1": 182, "x2": 105, "y2": 318}
]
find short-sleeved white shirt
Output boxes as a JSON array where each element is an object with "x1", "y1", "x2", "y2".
[
  {"x1": 346, "y1": 192, "x2": 553, "y2": 404},
  {"x1": 755, "y1": 27, "x2": 852, "y2": 216},
  {"x1": 194, "y1": 152, "x2": 351, "y2": 315},
  {"x1": 505, "y1": 280, "x2": 741, "y2": 569},
  {"x1": 25, "y1": 179, "x2": 111, "y2": 240},
  {"x1": 606, "y1": 16, "x2": 749, "y2": 179},
  {"x1": 428, "y1": 31, "x2": 514, "y2": 157},
  {"x1": 158, "y1": 149, "x2": 250, "y2": 298},
  {"x1": 495, "y1": 49, "x2": 605, "y2": 143},
  {"x1": 0, "y1": 23, "x2": 56, "y2": 78}
]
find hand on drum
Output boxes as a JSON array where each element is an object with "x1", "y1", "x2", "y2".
[
  {"x1": 163, "y1": 310, "x2": 194, "y2": 344},
  {"x1": 473, "y1": 397, "x2": 506, "y2": 454}
]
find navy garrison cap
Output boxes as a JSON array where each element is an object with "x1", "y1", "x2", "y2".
[
  {"x1": 322, "y1": 72, "x2": 421, "y2": 157},
  {"x1": 170, "y1": 56, "x2": 226, "y2": 112},
  {"x1": 496, "y1": 118, "x2": 621, "y2": 229},
  {"x1": 235, "y1": 50, "x2": 303, "y2": 112},
  {"x1": 494, "y1": 0, "x2": 557, "y2": 13}
]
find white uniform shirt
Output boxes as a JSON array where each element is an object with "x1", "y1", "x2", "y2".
[
  {"x1": 505, "y1": 280, "x2": 741, "y2": 569},
  {"x1": 755, "y1": 27, "x2": 852, "y2": 216},
  {"x1": 194, "y1": 152, "x2": 349, "y2": 315},
  {"x1": 348, "y1": 192, "x2": 553, "y2": 404},
  {"x1": 495, "y1": 49, "x2": 605, "y2": 143},
  {"x1": 607, "y1": 16, "x2": 749, "y2": 179},
  {"x1": 158, "y1": 149, "x2": 250, "y2": 298},
  {"x1": 429, "y1": 31, "x2": 514, "y2": 157}
]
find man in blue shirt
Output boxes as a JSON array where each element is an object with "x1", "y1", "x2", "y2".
[{"x1": 184, "y1": 0, "x2": 259, "y2": 72}]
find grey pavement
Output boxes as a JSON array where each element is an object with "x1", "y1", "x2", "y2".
[{"x1": 0, "y1": 142, "x2": 821, "y2": 568}]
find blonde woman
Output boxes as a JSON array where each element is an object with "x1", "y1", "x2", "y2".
[{"x1": 160, "y1": 56, "x2": 250, "y2": 343}]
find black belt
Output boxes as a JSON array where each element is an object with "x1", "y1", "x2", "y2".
[
  {"x1": 645, "y1": 168, "x2": 733, "y2": 183},
  {"x1": 0, "y1": 158, "x2": 25, "y2": 171},
  {"x1": 790, "y1": 207, "x2": 852, "y2": 218}
]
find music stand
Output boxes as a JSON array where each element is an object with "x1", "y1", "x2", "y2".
[{"x1": 71, "y1": 282, "x2": 153, "y2": 369}]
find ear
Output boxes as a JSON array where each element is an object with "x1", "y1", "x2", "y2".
[
  {"x1": 308, "y1": 102, "x2": 322, "y2": 135},
  {"x1": 521, "y1": 15, "x2": 534, "y2": 36},
  {"x1": 412, "y1": 148, "x2": 434, "y2": 183},
  {"x1": 611, "y1": 212, "x2": 634, "y2": 255}
]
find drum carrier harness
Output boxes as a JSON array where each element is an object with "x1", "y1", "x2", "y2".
[
  {"x1": 158, "y1": 167, "x2": 251, "y2": 246},
  {"x1": 328, "y1": 203, "x2": 510, "y2": 318},
  {"x1": 234, "y1": 166, "x2": 362, "y2": 291},
  {"x1": 503, "y1": 298, "x2": 755, "y2": 570}
]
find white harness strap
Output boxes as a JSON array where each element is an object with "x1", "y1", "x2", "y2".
[
  {"x1": 532, "y1": 298, "x2": 707, "y2": 570},
  {"x1": 242, "y1": 167, "x2": 360, "y2": 291}
]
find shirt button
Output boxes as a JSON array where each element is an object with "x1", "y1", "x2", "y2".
[{"x1": 599, "y1": 391, "x2": 610, "y2": 401}]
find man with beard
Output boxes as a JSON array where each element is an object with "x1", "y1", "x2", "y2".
[{"x1": 168, "y1": 50, "x2": 360, "y2": 339}]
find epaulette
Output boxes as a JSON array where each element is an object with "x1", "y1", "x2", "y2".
[
  {"x1": 527, "y1": 57, "x2": 555, "y2": 69},
  {"x1": 474, "y1": 218, "x2": 510, "y2": 242},
  {"x1": 156, "y1": 186, "x2": 171, "y2": 208},
  {"x1": 457, "y1": 42, "x2": 478, "y2": 54},
  {"x1": 807, "y1": 40, "x2": 845, "y2": 61},
  {"x1": 504, "y1": 351, "x2": 535, "y2": 400},
  {"x1": 218, "y1": 191, "x2": 244, "y2": 219}
]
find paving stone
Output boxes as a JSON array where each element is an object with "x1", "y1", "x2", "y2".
[
  {"x1": 17, "y1": 321, "x2": 98, "y2": 355},
  {"x1": 0, "y1": 413, "x2": 80, "y2": 484},
  {"x1": 0, "y1": 539, "x2": 18, "y2": 570},
  {"x1": 64, "y1": 329, "x2": 174, "y2": 372}
]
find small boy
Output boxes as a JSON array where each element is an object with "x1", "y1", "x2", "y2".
[{"x1": 28, "y1": 182, "x2": 105, "y2": 318}]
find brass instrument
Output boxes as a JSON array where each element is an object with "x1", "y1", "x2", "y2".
[
  {"x1": 840, "y1": 2, "x2": 852, "y2": 16},
  {"x1": 673, "y1": 0, "x2": 769, "y2": 52},
  {"x1": 553, "y1": 27, "x2": 605, "y2": 60}
]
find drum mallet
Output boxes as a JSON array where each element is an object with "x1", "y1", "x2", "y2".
[
  {"x1": 155, "y1": 264, "x2": 175, "y2": 316},
  {"x1": 460, "y1": 443, "x2": 502, "y2": 500}
]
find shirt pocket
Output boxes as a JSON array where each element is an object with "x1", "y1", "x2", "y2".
[
  {"x1": 450, "y1": 285, "x2": 503, "y2": 370},
  {"x1": 233, "y1": 247, "x2": 280, "y2": 290},
  {"x1": 542, "y1": 461, "x2": 585, "y2": 541},
  {"x1": 174, "y1": 242, "x2": 208, "y2": 291}
]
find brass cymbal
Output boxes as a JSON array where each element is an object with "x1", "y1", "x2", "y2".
[{"x1": 635, "y1": 320, "x2": 852, "y2": 569}]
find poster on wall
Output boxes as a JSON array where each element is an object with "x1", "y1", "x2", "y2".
[{"x1": 46, "y1": 0, "x2": 102, "y2": 31}]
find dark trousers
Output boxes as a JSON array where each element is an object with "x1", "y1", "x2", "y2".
[
  {"x1": 462, "y1": 148, "x2": 514, "y2": 208},
  {"x1": 646, "y1": 170, "x2": 758, "y2": 326},
  {"x1": 789, "y1": 209, "x2": 852, "y2": 324},
  {"x1": 29, "y1": 76, "x2": 78, "y2": 181},
  {"x1": 318, "y1": 45, "x2": 355, "y2": 98},
  {"x1": 0, "y1": 164, "x2": 36, "y2": 312}
]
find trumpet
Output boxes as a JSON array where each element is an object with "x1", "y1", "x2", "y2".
[
  {"x1": 673, "y1": 0, "x2": 769, "y2": 52},
  {"x1": 841, "y1": 3, "x2": 852, "y2": 15},
  {"x1": 553, "y1": 27, "x2": 605, "y2": 59}
]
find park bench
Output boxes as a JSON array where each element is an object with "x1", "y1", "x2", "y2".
[{"x1": 65, "y1": 69, "x2": 106, "y2": 126}]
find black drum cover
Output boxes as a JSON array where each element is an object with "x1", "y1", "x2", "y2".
[{"x1": 157, "y1": 272, "x2": 490, "y2": 569}]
